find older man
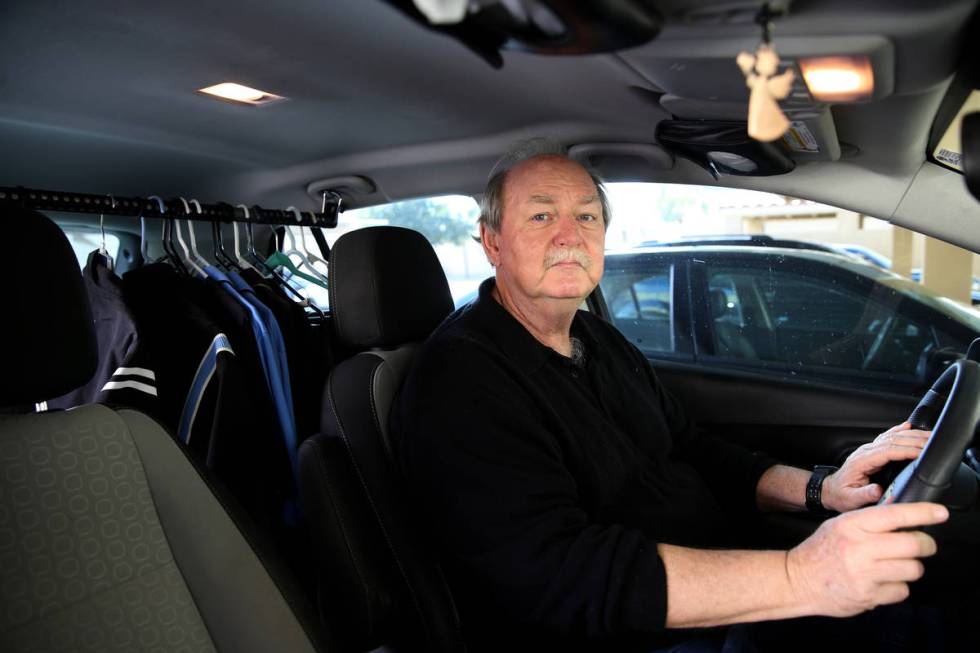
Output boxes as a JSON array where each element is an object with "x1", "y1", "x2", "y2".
[{"x1": 392, "y1": 147, "x2": 947, "y2": 652}]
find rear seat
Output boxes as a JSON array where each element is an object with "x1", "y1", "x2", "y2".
[{"x1": 0, "y1": 208, "x2": 333, "y2": 653}]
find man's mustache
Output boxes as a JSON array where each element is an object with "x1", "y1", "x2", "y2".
[{"x1": 544, "y1": 248, "x2": 592, "y2": 269}]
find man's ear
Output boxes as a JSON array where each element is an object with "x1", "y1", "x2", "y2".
[{"x1": 480, "y1": 222, "x2": 500, "y2": 267}]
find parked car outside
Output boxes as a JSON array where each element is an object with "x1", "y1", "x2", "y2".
[{"x1": 600, "y1": 245, "x2": 980, "y2": 396}]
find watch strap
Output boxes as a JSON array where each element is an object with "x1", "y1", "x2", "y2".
[{"x1": 806, "y1": 465, "x2": 838, "y2": 513}]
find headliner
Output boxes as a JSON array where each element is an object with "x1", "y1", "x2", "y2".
[{"x1": 1, "y1": 0, "x2": 978, "y2": 249}]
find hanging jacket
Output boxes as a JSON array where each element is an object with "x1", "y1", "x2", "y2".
[{"x1": 48, "y1": 251, "x2": 157, "y2": 412}]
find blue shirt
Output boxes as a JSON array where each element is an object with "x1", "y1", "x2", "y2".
[{"x1": 204, "y1": 266, "x2": 299, "y2": 480}]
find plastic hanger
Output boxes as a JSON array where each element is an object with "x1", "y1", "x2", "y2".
[
  {"x1": 234, "y1": 204, "x2": 324, "y2": 309},
  {"x1": 284, "y1": 206, "x2": 329, "y2": 284},
  {"x1": 208, "y1": 207, "x2": 240, "y2": 271},
  {"x1": 149, "y1": 195, "x2": 188, "y2": 275},
  {"x1": 185, "y1": 198, "x2": 213, "y2": 270},
  {"x1": 265, "y1": 249, "x2": 329, "y2": 290},
  {"x1": 138, "y1": 209, "x2": 149, "y2": 263},
  {"x1": 174, "y1": 198, "x2": 205, "y2": 277},
  {"x1": 300, "y1": 209, "x2": 330, "y2": 276},
  {"x1": 233, "y1": 205, "x2": 259, "y2": 271}
]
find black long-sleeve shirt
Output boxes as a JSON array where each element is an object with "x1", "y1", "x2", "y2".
[{"x1": 393, "y1": 278, "x2": 777, "y2": 651}]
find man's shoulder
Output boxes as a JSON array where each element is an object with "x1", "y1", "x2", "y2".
[{"x1": 415, "y1": 303, "x2": 505, "y2": 372}]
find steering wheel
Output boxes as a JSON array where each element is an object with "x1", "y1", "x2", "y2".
[{"x1": 878, "y1": 359, "x2": 980, "y2": 508}]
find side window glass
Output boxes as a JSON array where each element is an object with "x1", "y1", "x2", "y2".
[
  {"x1": 333, "y1": 196, "x2": 489, "y2": 308},
  {"x1": 285, "y1": 195, "x2": 489, "y2": 309},
  {"x1": 702, "y1": 263, "x2": 972, "y2": 392},
  {"x1": 600, "y1": 265, "x2": 675, "y2": 356}
]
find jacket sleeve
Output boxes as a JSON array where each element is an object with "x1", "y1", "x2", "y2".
[{"x1": 395, "y1": 338, "x2": 669, "y2": 639}]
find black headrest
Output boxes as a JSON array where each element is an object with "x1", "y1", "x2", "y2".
[
  {"x1": 330, "y1": 226, "x2": 454, "y2": 349},
  {"x1": 0, "y1": 208, "x2": 96, "y2": 406}
]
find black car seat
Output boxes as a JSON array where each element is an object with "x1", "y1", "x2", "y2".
[
  {"x1": 298, "y1": 227, "x2": 464, "y2": 652},
  {"x1": 709, "y1": 288, "x2": 758, "y2": 359},
  {"x1": 0, "y1": 208, "x2": 330, "y2": 653}
]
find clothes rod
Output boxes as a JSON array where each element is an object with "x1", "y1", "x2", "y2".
[{"x1": 0, "y1": 186, "x2": 339, "y2": 228}]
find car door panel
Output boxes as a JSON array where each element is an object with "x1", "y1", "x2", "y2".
[{"x1": 650, "y1": 360, "x2": 918, "y2": 468}]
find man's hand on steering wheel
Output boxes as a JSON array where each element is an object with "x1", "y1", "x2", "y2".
[{"x1": 823, "y1": 422, "x2": 932, "y2": 512}]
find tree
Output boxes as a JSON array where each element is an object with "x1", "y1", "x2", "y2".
[{"x1": 365, "y1": 198, "x2": 476, "y2": 246}]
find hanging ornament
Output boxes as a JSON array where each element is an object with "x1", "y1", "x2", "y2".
[{"x1": 737, "y1": 4, "x2": 795, "y2": 142}]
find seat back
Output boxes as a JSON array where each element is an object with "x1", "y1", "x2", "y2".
[
  {"x1": 299, "y1": 227, "x2": 463, "y2": 652},
  {"x1": 0, "y1": 209, "x2": 327, "y2": 653}
]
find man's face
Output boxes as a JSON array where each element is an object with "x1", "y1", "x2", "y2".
[{"x1": 483, "y1": 156, "x2": 606, "y2": 306}]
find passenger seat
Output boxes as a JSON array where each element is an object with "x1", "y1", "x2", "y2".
[
  {"x1": 0, "y1": 208, "x2": 330, "y2": 653},
  {"x1": 298, "y1": 226, "x2": 464, "y2": 652}
]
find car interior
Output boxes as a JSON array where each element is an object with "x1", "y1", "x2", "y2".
[{"x1": 2, "y1": 1, "x2": 980, "y2": 651}]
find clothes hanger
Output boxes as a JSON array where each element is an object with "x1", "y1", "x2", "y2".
[
  {"x1": 305, "y1": 209, "x2": 331, "y2": 267},
  {"x1": 239, "y1": 203, "x2": 273, "y2": 271},
  {"x1": 209, "y1": 207, "x2": 240, "y2": 271},
  {"x1": 265, "y1": 240, "x2": 330, "y2": 290},
  {"x1": 279, "y1": 208, "x2": 309, "y2": 268},
  {"x1": 149, "y1": 194, "x2": 188, "y2": 275},
  {"x1": 284, "y1": 206, "x2": 329, "y2": 284},
  {"x1": 235, "y1": 204, "x2": 324, "y2": 310},
  {"x1": 232, "y1": 204, "x2": 259, "y2": 271},
  {"x1": 91, "y1": 195, "x2": 116, "y2": 271},
  {"x1": 173, "y1": 197, "x2": 205, "y2": 277},
  {"x1": 138, "y1": 208, "x2": 149, "y2": 264},
  {"x1": 261, "y1": 209, "x2": 327, "y2": 288},
  {"x1": 184, "y1": 198, "x2": 213, "y2": 270}
]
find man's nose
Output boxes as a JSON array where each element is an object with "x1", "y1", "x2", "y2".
[{"x1": 552, "y1": 212, "x2": 583, "y2": 247}]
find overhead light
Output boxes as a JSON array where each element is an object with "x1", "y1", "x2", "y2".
[
  {"x1": 198, "y1": 82, "x2": 285, "y2": 106},
  {"x1": 798, "y1": 56, "x2": 874, "y2": 103}
]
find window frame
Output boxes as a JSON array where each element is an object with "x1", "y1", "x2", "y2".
[{"x1": 598, "y1": 253, "x2": 694, "y2": 362}]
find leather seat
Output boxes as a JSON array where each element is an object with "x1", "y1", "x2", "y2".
[
  {"x1": 709, "y1": 288, "x2": 757, "y2": 359},
  {"x1": 298, "y1": 226, "x2": 464, "y2": 652},
  {"x1": 0, "y1": 208, "x2": 329, "y2": 653}
]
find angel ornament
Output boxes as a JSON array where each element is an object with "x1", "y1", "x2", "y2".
[{"x1": 737, "y1": 44, "x2": 795, "y2": 142}]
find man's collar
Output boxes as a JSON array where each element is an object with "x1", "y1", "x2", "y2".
[{"x1": 469, "y1": 277, "x2": 600, "y2": 374}]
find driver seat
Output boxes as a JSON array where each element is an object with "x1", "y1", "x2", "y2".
[
  {"x1": 298, "y1": 226, "x2": 464, "y2": 652},
  {"x1": 0, "y1": 208, "x2": 329, "y2": 653}
]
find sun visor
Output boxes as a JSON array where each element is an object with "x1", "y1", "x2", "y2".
[
  {"x1": 384, "y1": 0, "x2": 663, "y2": 68},
  {"x1": 655, "y1": 120, "x2": 795, "y2": 178}
]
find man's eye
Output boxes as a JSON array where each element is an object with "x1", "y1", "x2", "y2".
[
  {"x1": 530, "y1": 213, "x2": 549, "y2": 222},
  {"x1": 579, "y1": 214, "x2": 597, "y2": 222}
]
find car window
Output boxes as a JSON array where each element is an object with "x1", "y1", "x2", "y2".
[
  {"x1": 701, "y1": 263, "x2": 973, "y2": 386},
  {"x1": 288, "y1": 195, "x2": 489, "y2": 308},
  {"x1": 600, "y1": 264, "x2": 676, "y2": 356},
  {"x1": 599, "y1": 182, "x2": 980, "y2": 396}
]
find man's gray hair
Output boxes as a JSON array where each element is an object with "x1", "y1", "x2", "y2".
[{"x1": 478, "y1": 138, "x2": 612, "y2": 234}]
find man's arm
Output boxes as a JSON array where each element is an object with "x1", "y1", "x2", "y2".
[
  {"x1": 660, "y1": 502, "x2": 948, "y2": 629},
  {"x1": 755, "y1": 422, "x2": 931, "y2": 513}
]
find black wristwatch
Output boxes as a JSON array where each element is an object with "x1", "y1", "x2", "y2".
[{"x1": 806, "y1": 465, "x2": 838, "y2": 513}]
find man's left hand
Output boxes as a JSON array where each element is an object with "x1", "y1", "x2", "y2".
[{"x1": 822, "y1": 422, "x2": 931, "y2": 512}]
